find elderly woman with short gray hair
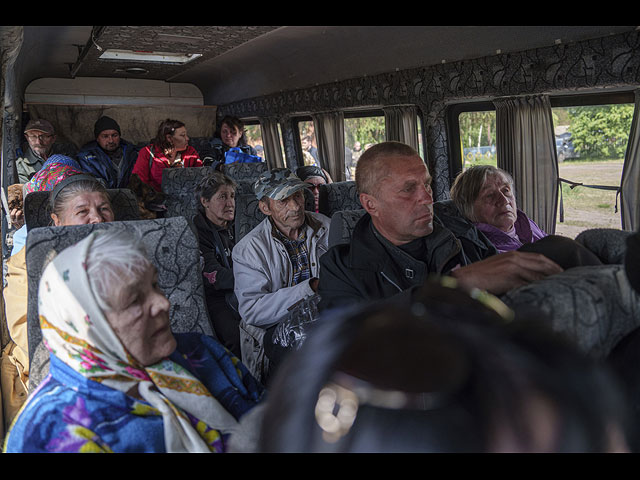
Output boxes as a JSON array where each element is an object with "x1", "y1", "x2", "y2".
[
  {"x1": 450, "y1": 165, "x2": 547, "y2": 253},
  {"x1": 450, "y1": 165, "x2": 602, "y2": 269}
]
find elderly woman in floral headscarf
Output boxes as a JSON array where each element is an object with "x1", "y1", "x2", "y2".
[{"x1": 4, "y1": 230, "x2": 263, "y2": 452}]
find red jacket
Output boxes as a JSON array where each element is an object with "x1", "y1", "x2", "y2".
[{"x1": 132, "y1": 144, "x2": 202, "y2": 191}]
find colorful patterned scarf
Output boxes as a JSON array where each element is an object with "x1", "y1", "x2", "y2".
[
  {"x1": 37, "y1": 232, "x2": 248, "y2": 452},
  {"x1": 23, "y1": 154, "x2": 84, "y2": 195}
]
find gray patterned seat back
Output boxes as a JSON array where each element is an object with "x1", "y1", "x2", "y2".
[
  {"x1": 161, "y1": 166, "x2": 214, "y2": 225},
  {"x1": 24, "y1": 188, "x2": 140, "y2": 230},
  {"x1": 189, "y1": 137, "x2": 216, "y2": 164},
  {"x1": 318, "y1": 181, "x2": 361, "y2": 218},
  {"x1": 328, "y1": 209, "x2": 367, "y2": 248},
  {"x1": 234, "y1": 194, "x2": 266, "y2": 242},
  {"x1": 25, "y1": 216, "x2": 214, "y2": 391},
  {"x1": 221, "y1": 162, "x2": 268, "y2": 183},
  {"x1": 501, "y1": 264, "x2": 640, "y2": 358},
  {"x1": 574, "y1": 228, "x2": 631, "y2": 264}
]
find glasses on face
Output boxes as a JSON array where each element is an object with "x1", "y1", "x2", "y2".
[{"x1": 26, "y1": 133, "x2": 53, "y2": 142}]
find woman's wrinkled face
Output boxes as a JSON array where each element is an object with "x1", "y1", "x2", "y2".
[
  {"x1": 472, "y1": 173, "x2": 518, "y2": 232},
  {"x1": 201, "y1": 184, "x2": 235, "y2": 227},
  {"x1": 105, "y1": 264, "x2": 176, "y2": 366},
  {"x1": 52, "y1": 192, "x2": 115, "y2": 226},
  {"x1": 221, "y1": 123, "x2": 242, "y2": 148}
]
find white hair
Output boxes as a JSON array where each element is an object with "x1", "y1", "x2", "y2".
[{"x1": 85, "y1": 229, "x2": 153, "y2": 312}]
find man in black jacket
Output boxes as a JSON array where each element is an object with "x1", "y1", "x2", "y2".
[{"x1": 317, "y1": 141, "x2": 563, "y2": 311}]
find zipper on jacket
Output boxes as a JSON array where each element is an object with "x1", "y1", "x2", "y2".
[{"x1": 380, "y1": 271, "x2": 403, "y2": 293}]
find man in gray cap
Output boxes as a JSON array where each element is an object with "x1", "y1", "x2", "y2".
[
  {"x1": 76, "y1": 116, "x2": 139, "y2": 189},
  {"x1": 232, "y1": 167, "x2": 331, "y2": 382},
  {"x1": 15, "y1": 119, "x2": 57, "y2": 183}
]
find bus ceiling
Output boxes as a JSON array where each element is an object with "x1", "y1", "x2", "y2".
[{"x1": 2, "y1": 26, "x2": 638, "y2": 106}]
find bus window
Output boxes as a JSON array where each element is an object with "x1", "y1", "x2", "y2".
[
  {"x1": 458, "y1": 110, "x2": 497, "y2": 170},
  {"x1": 243, "y1": 122, "x2": 265, "y2": 160},
  {"x1": 344, "y1": 113, "x2": 385, "y2": 181},
  {"x1": 298, "y1": 119, "x2": 319, "y2": 167},
  {"x1": 552, "y1": 98, "x2": 634, "y2": 238}
]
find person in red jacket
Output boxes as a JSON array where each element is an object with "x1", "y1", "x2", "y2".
[{"x1": 132, "y1": 119, "x2": 203, "y2": 191}]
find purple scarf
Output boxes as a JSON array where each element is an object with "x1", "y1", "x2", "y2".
[{"x1": 475, "y1": 209, "x2": 547, "y2": 253}]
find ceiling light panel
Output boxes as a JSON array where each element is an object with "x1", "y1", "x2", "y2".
[{"x1": 99, "y1": 49, "x2": 202, "y2": 64}]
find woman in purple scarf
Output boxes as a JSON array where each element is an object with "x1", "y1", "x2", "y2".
[{"x1": 450, "y1": 165, "x2": 602, "y2": 269}]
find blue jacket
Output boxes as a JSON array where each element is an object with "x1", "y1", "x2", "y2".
[
  {"x1": 76, "y1": 140, "x2": 139, "y2": 188},
  {"x1": 4, "y1": 333, "x2": 264, "y2": 453},
  {"x1": 209, "y1": 137, "x2": 259, "y2": 169}
]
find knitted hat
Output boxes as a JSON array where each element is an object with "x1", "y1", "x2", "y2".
[{"x1": 94, "y1": 116, "x2": 121, "y2": 138}]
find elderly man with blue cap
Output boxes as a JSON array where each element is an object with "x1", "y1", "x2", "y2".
[{"x1": 232, "y1": 168, "x2": 331, "y2": 383}]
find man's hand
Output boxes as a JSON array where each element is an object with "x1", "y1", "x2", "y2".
[
  {"x1": 10, "y1": 208, "x2": 24, "y2": 229},
  {"x1": 310, "y1": 277, "x2": 319, "y2": 292},
  {"x1": 450, "y1": 251, "x2": 563, "y2": 295}
]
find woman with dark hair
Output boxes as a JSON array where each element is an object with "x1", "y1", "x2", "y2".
[
  {"x1": 193, "y1": 171, "x2": 241, "y2": 357},
  {"x1": 295, "y1": 165, "x2": 331, "y2": 212},
  {"x1": 255, "y1": 279, "x2": 630, "y2": 453},
  {"x1": 209, "y1": 116, "x2": 259, "y2": 168},
  {"x1": 131, "y1": 119, "x2": 202, "y2": 191}
]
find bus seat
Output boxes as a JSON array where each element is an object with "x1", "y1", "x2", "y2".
[
  {"x1": 24, "y1": 188, "x2": 140, "y2": 230},
  {"x1": 328, "y1": 209, "x2": 367, "y2": 248},
  {"x1": 221, "y1": 162, "x2": 268, "y2": 183},
  {"x1": 235, "y1": 180, "x2": 256, "y2": 195},
  {"x1": 575, "y1": 228, "x2": 632, "y2": 264},
  {"x1": 501, "y1": 264, "x2": 640, "y2": 358},
  {"x1": 161, "y1": 166, "x2": 212, "y2": 196},
  {"x1": 318, "y1": 181, "x2": 361, "y2": 218},
  {"x1": 189, "y1": 137, "x2": 217, "y2": 165},
  {"x1": 234, "y1": 194, "x2": 266, "y2": 242},
  {"x1": 25, "y1": 216, "x2": 215, "y2": 391},
  {"x1": 161, "y1": 166, "x2": 213, "y2": 227}
]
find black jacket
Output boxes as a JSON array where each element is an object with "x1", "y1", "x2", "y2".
[
  {"x1": 317, "y1": 212, "x2": 474, "y2": 311},
  {"x1": 193, "y1": 209, "x2": 236, "y2": 300}
]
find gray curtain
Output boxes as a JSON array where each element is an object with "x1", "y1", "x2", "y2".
[
  {"x1": 620, "y1": 90, "x2": 640, "y2": 231},
  {"x1": 259, "y1": 117, "x2": 285, "y2": 169},
  {"x1": 384, "y1": 106, "x2": 419, "y2": 151},
  {"x1": 312, "y1": 111, "x2": 345, "y2": 182},
  {"x1": 494, "y1": 95, "x2": 559, "y2": 234}
]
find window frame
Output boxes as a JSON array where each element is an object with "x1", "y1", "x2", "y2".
[{"x1": 446, "y1": 91, "x2": 636, "y2": 183}]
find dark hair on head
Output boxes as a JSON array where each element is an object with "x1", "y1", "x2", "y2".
[
  {"x1": 216, "y1": 115, "x2": 248, "y2": 146},
  {"x1": 259, "y1": 279, "x2": 629, "y2": 453},
  {"x1": 194, "y1": 171, "x2": 237, "y2": 208},
  {"x1": 153, "y1": 118, "x2": 186, "y2": 151}
]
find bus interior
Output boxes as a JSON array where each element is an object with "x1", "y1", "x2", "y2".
[{"x1": 2, "y1": 25, "x2": 640, "y2": 452}]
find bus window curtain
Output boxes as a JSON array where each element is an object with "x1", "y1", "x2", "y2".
[
  {"x1": 494, "y1": 95, "x2": 559, "y2": 234},
  {"x1": 258, "y1": 117, "x2": 285, "y2": 169},
  {"x1": 384, "y1": 106, "x2": 419, "y2": 151},
  {"x1": 312, "y1": 111, "x2": 345, "y2": 182},
  {"x1": 620, "y1": 90, "x2": 640, "y2": 231}
]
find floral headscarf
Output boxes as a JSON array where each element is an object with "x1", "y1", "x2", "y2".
[
  {"x1": 38, "y1": 231, "x2": 241, "y2": 452},
  {"x1": 23, "y1": 154, "x2": 85, "y2": 195}
]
